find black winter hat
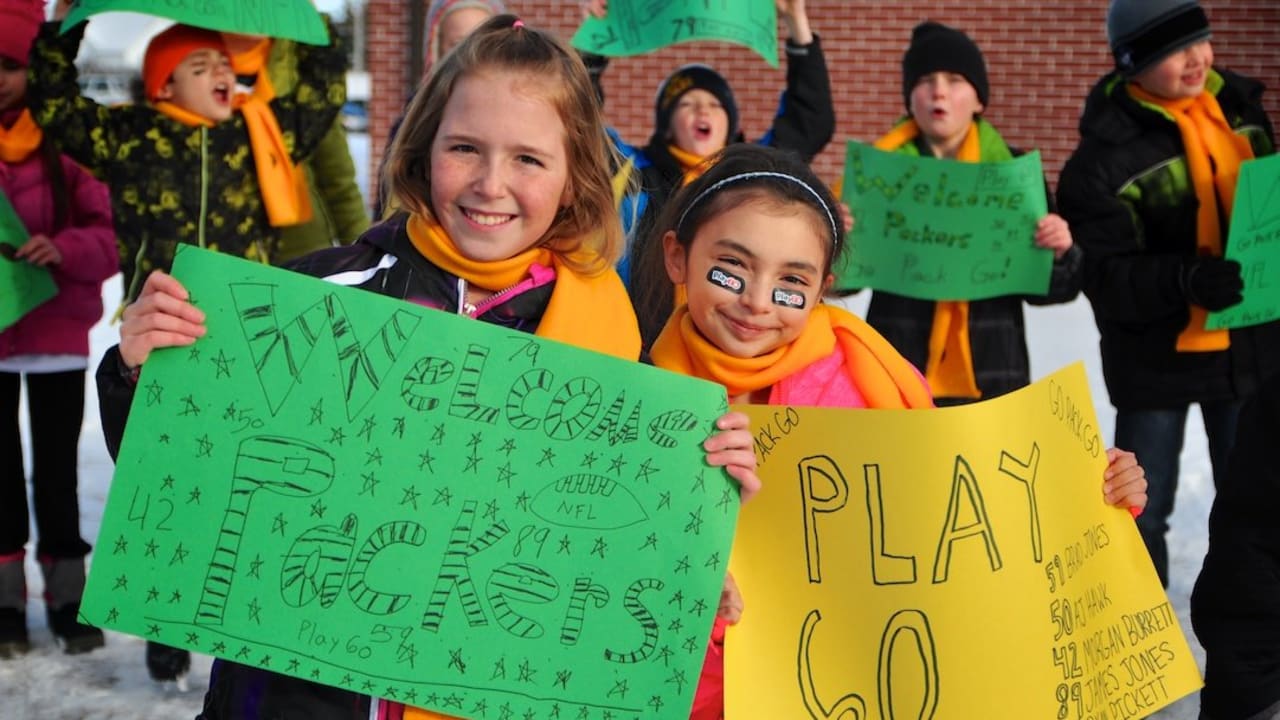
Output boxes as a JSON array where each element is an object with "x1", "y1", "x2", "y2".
[
  {"x1": 1107, "y1": 0, "x2": 1211, "y2": 77},
  {"x1": 650, "y1": 64, "x2": 740, "y2": 146},
  {"x1": 901, "y1": 21, "x2": 989, "y2": 110}
]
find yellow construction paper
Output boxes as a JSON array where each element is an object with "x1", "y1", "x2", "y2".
[{"x1": 726, "y1": 363, "x2": 1201, "y2": 720}]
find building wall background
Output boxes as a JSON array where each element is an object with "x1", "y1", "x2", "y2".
[{"x1": 366, "y1": 1, "x2": 1280, "y2": 203}]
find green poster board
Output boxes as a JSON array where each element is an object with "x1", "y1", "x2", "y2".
[
  {"x1": 84, "y1": 246, "x2": 737, "y2": 718},
  {"x1": 1206, "y1": 153, "x2": 1280, "y2": 330},
  {"x1": 572, "y1": 0, "x2": 778, "y2": 68},
  {"x1": 835, "y1": 141, "x2": 1052, "y2": 301},
  {"x1": 62, "y1": 0, "x2": 329, "y2": 46},
  {"x1": 0, "y1": 191, "x2": 56, "y2": 333}
]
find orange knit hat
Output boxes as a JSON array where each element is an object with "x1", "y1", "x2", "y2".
[{"x1": 142, "y1": 24, "x2": 227, "y2": 101}]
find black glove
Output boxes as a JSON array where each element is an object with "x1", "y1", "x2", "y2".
[{"x1": 1180, "y1": 257, "x2": 1243, "y2": 311}]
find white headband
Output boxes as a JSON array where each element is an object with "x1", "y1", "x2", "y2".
[{"x1": 675, "y1": 171, "x2": 841, "y2": 252}]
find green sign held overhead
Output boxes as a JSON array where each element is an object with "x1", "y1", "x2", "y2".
[
  {"x1": 836, "y1": 141, "x2": 1052, "y2": 301},
  {"x1": 572, "y1": 0, "x2": 778, "y2": 68},
  {"x1": 1206, "y1": 153, "x2": 1280, "y2": 330},
  {"x1": 0, "y1": 191, "x2": 56, "y2": 333},
  {"x1": 62, "y1": 0, "x2": 329, "y2": 45},
  {"x1": 84, "y1": 246, "x2": 737, "y2": 719}
]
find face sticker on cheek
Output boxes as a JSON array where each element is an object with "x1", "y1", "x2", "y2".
[
  {"x1": 707, "y1": 266, "x2": 745, "y2": 294},
  {"x1": 772, "y1": 288, "x2": 807, "y2": 309}
]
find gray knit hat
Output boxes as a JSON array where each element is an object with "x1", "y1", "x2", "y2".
[{"x1": 1107, "y1": 0, "x2": 1211, "y2": 76}]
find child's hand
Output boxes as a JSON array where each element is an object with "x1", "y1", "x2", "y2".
[
  {"x1": 705, "y1": 411, "x2": 761, "y2": 502},
  {"x1": 14, "y1": 234, "x2": 62, "y2": 267},
  {"x1": 718, "y1": 571, "x2": 743, "y2": 624},
  {"x1": 581, "y1": 0, "x2": 608, "y2": 18},
  {"x1": 1035, "y1": 213, "x2": 1073, "y2": 260},
  {"x1": 119, "y1": 270, "x2": 207, "y2": 369},
  {"x1": 1102, "y1": 447, "x2": 1147, "y2": 517},
  {"x1": 837, "y1": 201, "x2": 854, "y2": 235},
  {"x1": 776, "y1": 0, "x2": 813, "y2": 45},
  {"x1": 53, "y1": 0, "x2": 74, "y2": 21}
]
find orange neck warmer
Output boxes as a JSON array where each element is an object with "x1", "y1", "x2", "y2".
[
  {"x1": 151, "y1": 100, "x2": 216, "y2": 128},
  {"x1": 667, "y1": 143, "x2": 712, "y2": 187},
  {"x1": 0, "y1": 109, "x2": 42, "y2": 164}
]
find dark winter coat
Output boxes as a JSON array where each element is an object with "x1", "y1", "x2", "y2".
[
  {"x1": 27, "y1": 20, "x2": 347, "y2": 304},
  {"x1": 1056, "y1": 69, "x2": 1279, "y2": 410}
]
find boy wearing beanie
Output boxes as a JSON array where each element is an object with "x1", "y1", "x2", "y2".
[
  {"x1": 856, "y1": 21, "x2": 1083, "y2": 407},
  {"x1": 27, "y1": 3, "x2": 348, "y2": 306},
  {"x1": 1057, "y1": 0, "x2": 1278, "y2": 592}
]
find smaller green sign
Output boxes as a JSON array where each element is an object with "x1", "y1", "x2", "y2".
[
  {"x1": 62, "y1": 0, "x2": 329, "y2": 46},
  {"x1": 1206, "y1": 153, "x2": 1280, "y2": 330},
  {"x1": 572, "y1": 0, "x2": 778, "y2": 68},
  {"x1": 0, "y1": 191, "x2": 56, "y2": 333},
  {"x1": 836, "y1": 141, "x2": 1052, "y2": 301}
]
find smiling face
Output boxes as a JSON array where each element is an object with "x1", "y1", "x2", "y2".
[
  {"x1": 156, "y1": 48, "x2": 234, "y2": 122},
  {"x1": 908, "y1": 71, "x2": 984, "y2": 158},
  {"x1": 1134, "y1": 40, "x2": 1214, "y2": 101},
  {"x1": 667, "y1": 88, "x2": 730, "y2": 157},
  {"x1": 664, "y1": 196, "x2": 833, "y2": 358},
  {"x1": 429, "y1": 69, "x2": 571, "y2": 263},
  {"x1": 0, "y1": 56, "x2": 27, "y2": 114}
]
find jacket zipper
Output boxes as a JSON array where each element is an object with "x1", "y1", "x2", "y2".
[{"x1": 456, "y1": 277, "x2": 531, "y2": 318}]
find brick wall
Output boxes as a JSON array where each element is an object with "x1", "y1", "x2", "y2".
[{"x1": 365, "y1": 0, "x2": 1280, "y2": 202}]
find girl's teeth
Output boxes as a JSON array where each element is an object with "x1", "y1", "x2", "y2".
[{"x1": 466, "y1": 210, "x2": 510, "y2": 226}]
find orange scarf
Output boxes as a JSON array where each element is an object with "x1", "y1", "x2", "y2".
[
  {"x1": 152, "y1": 101, "x2": 216, "y2": 128},
  {"x1": 875, "y1": 119, "x2": 982, "y2": 399},
  {"x1": 1128, "y1": 83, "x2": 1255, "y2": 352},
  {"x1": 0, "y1": 110, "x2": 43, "y2": 164},
  {"x1": 406, "y1": 213, "x2": 640, "y2": 360},
  {"x1": 668, "y1": 143, "x2": 712, "y2": 187},
  {"x1": 228, "y1": 37, "x2": 313, "y2": 227},
  {"x1": 650, "y1": 303, "x2": 933, "y2": 408}
]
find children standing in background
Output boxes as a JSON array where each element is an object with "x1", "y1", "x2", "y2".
[
  {"x1": 0, "y1": 0, "x2": 116, "y2": 658},
  {"x1": 634, "y1": 142, "x2": 1149, "y2": 718},
  {"x1": 31, "y1": 1, "x2": 348, "y2": 304},
  {"x1": 580, "y1": 0, "x2": 835, "y2": 298},
  {"x1": 854, "y1": 21, "x2": 1081, "y2": 406},
  {"x1": 220, "y1": 32, "x2": 369, "y2": 262},
  {"x1": 1057, "y1": 0, "x2": 1278, "y2": 587},
  {"x1": 96, "y1": 15, "x2": 756, "y2": 718}
]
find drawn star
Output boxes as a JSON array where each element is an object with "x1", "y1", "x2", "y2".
[
  {"x1": 468, "y1": 432, "x2": 483, "y2": 449},
  {"x1": 483, "y1": 499, "x2": 499, "y2": 521},
  {"x1": 590, "y1": 536, "x2": 607, "y2": 559},
  {"x1": 309, "y1": 399, "x2": 324, "y2": 425},
  {"x1": 418, "y1": 450, "x2": 435, "y2": 473},
  {"x1": 649, "y1": 696, "x2": 665, "y2": 713},
  {"x1": 401, "y1": 485, "x2": 421, "y2": 509},
  {"x1": 157, "y1": 432, "x2": 171, "y2": 445},
  {"x1": 705, "y1": 552, "x2": 722, "y2": 570},
  {"x1": 106, "y1": 608, "x2": 119, "y2": 624},
  {"x1": 145, "y1": 539, "x2": 159, "y2": 558},
  {"x1": 499, "y1": 438, "x2": 516, "y2": 456},
  {"x1": 549, "y1": 703, "x2": 562, "y2": 719},
  {"x1": 171, "y1": 589, "x2": 184, "y2": 604},
  {"x1": 447, "y1": 648, "x2": 466, "y2": 674},
  {"x1": 497, "y1": 704, "x2": 513, "y2": 720},
  {"x1": 180, "y1": 395, "x2": 201, "y2": 417},
  {"x1": 249, "y1": 555, "x2": 265, "y2": 578},
  {"x1": 691, "y1": 472, "x2": 706, "y2": 493},
  {"x1": 674, "y1": 556, "x2": 691, "y2": 575},
  {"x1": 666, "y1": 669, "x2": 687, "y2": 693},
  {"x1": 310, "y1": 667, "x2": 321, "y2": 680},
  {"x1": 657, "y1": 491, "x2": 672, "y2": 510},
  {"x1": 259, "y1": 654, "x2": 273, "y2": 668},
  {"x1": 669, "y1": 590, "x2": 685, "y2": 610},
  {"x1": 310, "y1": 499, "x2": 327, "y2": 518},
  {"x1": 113, "y1": 535, "x2": 128, "y2": 555},
  {"x1": 170, "y1": 542, "x2": 189, "y2": 565},
  {"x1": 491, "y1": 657, "x2": 507, "y2": 679},
  {"x1": 576, "y1": 707, "x2": 590, "y2": 720},
  {"x1": 657, "y1": 645, "x2": 674, "y2": 667},
  {"x1": 537, "y1": 447, "x2": 556, "y2": 467},
  {"x1": 685, "y1": 507, "x2": 704, "y2": 535},
  {"x1": 557, "y1": 535, "x2": 571, "y2": 554},
  {"x1": 340, "y1": 673, "x2": 354, "y2": 687},
  {"x1": 431, "y1": 423, "x2": 446, "y2": 445},
  {"x1": 464, "y1": 451, "x2": 482, "y2": 473},
  {"x1": 496, "y1": 462, "x2": 515, "y2": 487},
  {"x1": 522, "y1": 709, "x2": 537, "y2": 720},
  {"x1": 472, "y1": 700, "x2": 489, "y2": 715},
  {"x1": 146, "y1": 623, "x2": 161, "y2": 637},
  {"x1": 608, "y1": 679, "x2": 630, "y2": 699},
  {"x1": 392, "y1": 416, "x2": 406, "y2": 438},
  {"x1": 517, "y1": 658, "x2": 537, "y2": 683},
  {"x1": 692, "y1": 598, "x2": 709, "y2": 616},
  {"x1": 360, "y1": 472, "x2": 379, "y2": 497},
  {"x1": 211, "y1": 641, "x2": 226, "y2": 655},
  {"x1": 248, "y1": 598, "x2": 262, "y2": 623},
  {"x1": 212, "y1": 349, "x2": 235, "y2": 378},
  {"x1": 330, "y1": 426, "x2": 346, "y2": 446},
  {"x1": 187, "y1": 486, "x2": 202, "y2": 504},
  {"x1": 384, "y1": 687, "x2": 398, "y2": 700},
  {"x1": 287, "y1": 658, "x2": 301, "y2": 673},
  {"x1": 188, "y1": 345, "x2": 201, "y2": 362},
  {"x1": 403, "y1": 688, "x2": 418, "y2": 704},
  {"x1": 514, "y1": 491, "x2": 530, "y2": 511},
  {"x1": 358, "y1": 417, "x2": 377, "y2": 441},
  {"x1": 443, "y1": 694, "x2": 465, "y2": 710},
  {"x1": 634, "y1": 458, "x2": 657, "y2": 483},
  {"x1": 683, "y1": 635, "x2": 702, "y2": 654},
  {"x1": 145, "y1": 379, "x2": 163, "y2": 406},
  {"x1": 554, "y1": 669, "x2": 572, "y2": 689},
  {"x1": 195, "y1": 434, "x2": 214, "y2": 457},
  {"x1": 668, "y1": 616, "x2": 683, "y2": 633},
  {"x1": 272, "y1": 513, "x2": 289, "y2": 536},
  {"x1": 580, "y1": 451, "x2": 598, "y2": 469},
  {"x1": 361, "y1": 679, "x2": 375, "y2": 692},
  {"x1": 160, "y1": 475, "x2": 176, "y2": 491},
  {"x1": 433, "y1": 487, "x2": 453, "y2": 506},
  {"x1": 608, "y1": 453, "x2": 627, "y2": 476},
  {"x1": 364, "y1": 447, "x2": 383, "y2": 466},
  {"x1": 717, "y1": 485, "x2": 735, "y2": 512},
  {"x1": 223, "y1": 402, "x2": 238, "y2": 421},
  {"x1": 112, "y1": 574, "x2": 128, "y2": 591}
]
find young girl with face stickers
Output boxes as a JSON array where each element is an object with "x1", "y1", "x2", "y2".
[
  {"x1": 97, "y1": 15, "x2": 757, "y2": 719},
  {"x1": 633, "y1": 143, "x2": 1149, "y2": 718}
]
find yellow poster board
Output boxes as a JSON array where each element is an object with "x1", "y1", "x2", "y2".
[{"x1": 727, "y1": 363, "x2": 1201, "y2": 720}]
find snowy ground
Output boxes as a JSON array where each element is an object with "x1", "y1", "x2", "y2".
[{"x1": 0, "y1": 136, "x2": 1212, "y2": 717}]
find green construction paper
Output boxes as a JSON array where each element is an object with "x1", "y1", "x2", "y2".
[
  {"x1": 835, "y1": 141, "x2": 1053, "y2": 301},
  {"x1": 84, "y1": 245, "x2": 737, "y2": 718},
  {"x1": 62, "y1": 0, "x2": 329, "y2": 46},
  {"x1": 571, "y1": 0, "x2": 778, "y2": 68},
  {"x1": 0, "y1": 190, "x2": 56, "y2": 333},
  {"x1": 1206, "y1": 153, "x2": 1280, "y2": 330}
]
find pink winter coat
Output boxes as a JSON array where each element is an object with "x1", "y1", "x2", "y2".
[{"x1": 0, "y1": 137, "x2": 116, "y2": 359}]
